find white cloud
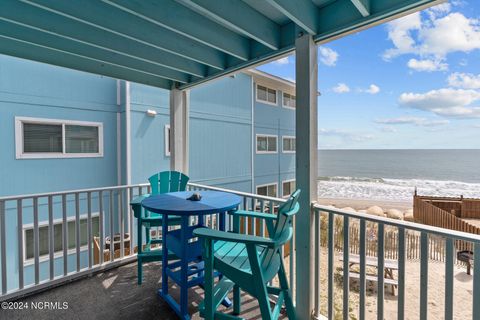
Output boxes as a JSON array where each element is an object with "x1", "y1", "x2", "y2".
[
  {"x1": 407, "y1": 58, "x2": 448, "y2": 72},
  {"x1": 364, "y1": 84, "x2": 380, "y2": 94},
  {"x1": 379, "y1": 126, "x2": 397, "y2": 133},
  {"x1": 272, "y1": 56, "x2": 290, "y2": 65},
  {"x1": 318, "y1": 46, "x2": 338, "y2": 66},
  {"x1": 332, "y1": 83, "x2": 350, "y2": 93},
  {"x1": 319, "y1": 128, "x2": 374, "y2": 142},
  {"x1": 375, "y1": 116, "x2": 449, "y2": 126},
  {"x1": 447, "y1": 72, "x2": 480, "y2": 89},
  {"x1": 399, "y1": 88, "x2": 480, "y2": 118},
  {"x1": 383, "y1": 7, "x2": 480, "y2": 71}
]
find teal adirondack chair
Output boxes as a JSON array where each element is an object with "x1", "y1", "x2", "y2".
[
  {"x1": 130, "y1": 171, "x2": 189, "y2": 284},
  {"x1": 194, "y1": 189, "x2": 300, "y2": 320}
]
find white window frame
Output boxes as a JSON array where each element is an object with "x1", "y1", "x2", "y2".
[
  {"x1": 256, "y1": 182, "x2": 278, "y2": 198},
  {"x1": 282, "y1": 179, "x2": 296, "y2": 198},
  {"x1": 15, "y1": 117, "x2": 104, "y2": 159},
  {"x1": 165, "y1": 124, "x2": 171, "y2": 157},
  {"x1": 256, "y1": 134, "x2": 278, "y2": 154},
  {"x1": 255, "y1": 84, "x2": 278, "y2": 106},
  {"x1": 282, "y1": 92, "x2": 296, "y2": 110},
  {"x1": 22, "y1": 212, "x2": 100, "y2": 266},
  {"x1": 282, "y1": 135, "x2": 296, "y2": 153}
]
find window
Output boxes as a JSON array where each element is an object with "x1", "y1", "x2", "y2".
[
  {"x1": 24, "y1": 215, "x2": 100, "y2": 263},
  {"x1": 283, "y1": 93, "x2": 296, "y2": 109},
  {"x1": 15, "y1": 117, "x2": 103, "y2": 159},
  {"x1": 257, "y1": 183, "x2": 278, "y2": 198},
  {"x1": 165, "y1": 124, "x2": 171, "y2": 156},
  {"x1": 282, "y1": 180, "x2": 296, "y2": 198},
  {"x1": 282, "y1": 136, "x2": 296, "y2": 153},
  {"x1": 256, "y1": 135, "x2": 277, "y2": 153},
  {"x1": 256, "y1": 84, "x2": 277, "y2": 105}
]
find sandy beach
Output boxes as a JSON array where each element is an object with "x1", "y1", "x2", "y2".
[{"x1": 318, "y1": 197, "x2": 413, "y2": 212}]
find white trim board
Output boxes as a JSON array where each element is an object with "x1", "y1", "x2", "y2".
[
  {"x1": 255, "y1": 134, "x2": 278, "y2": 154},
  {"x1": 15, "y1": 116, "x2": 104, "y2": 159}
]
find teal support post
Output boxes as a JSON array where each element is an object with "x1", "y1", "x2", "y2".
[{"x1": 294, "y1": 32, "x2": 317, "y2": 320}]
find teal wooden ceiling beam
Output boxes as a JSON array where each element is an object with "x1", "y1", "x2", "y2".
[
  {"x1": 0, "y1": 36, "x2": 172, "y2": 90},
  {"x1": 0, "y1": 1, "x2": 207, "y2": 78},
  {"x1": 265, "y1": 0, "x2": 320, "y2": 35},
  {"x1": 0, "y1": 19, "x2": 192, "y2": 84},
  {"x1": 104, "y1": 0, "x2": 250, "y2": 62},
  {"x1": 314, "y1": 0, "x2": 443, "y2": 43},
  {"x1": 351, "y1": 0, "x2": 370, "y2": 17},
  {"x1": 176, "y1": 0, "x2": 281, "y2": 51},
  {"x1": 23, "y1": 0, "x2": 224, "y2": 71}
]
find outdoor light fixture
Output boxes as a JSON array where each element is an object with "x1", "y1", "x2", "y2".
[{"x1": 146, "y1": 109, "x2": 157, "y2": 117}]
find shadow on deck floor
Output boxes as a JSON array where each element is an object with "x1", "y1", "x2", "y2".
[{"x1": 3, "y1": 262, "x2": 284, "y2": 320}]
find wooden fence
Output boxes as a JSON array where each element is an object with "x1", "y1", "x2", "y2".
[
  {"x1": 414, "y1": 196, "x2": 480, "y2": 240},
  {"x1": 316, "y1": 215, "x2": 474, "y2": 264}
]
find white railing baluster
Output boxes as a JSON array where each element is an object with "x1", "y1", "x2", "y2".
[
  {"x1": 33, "y1": 197, "x2": 39, "y2": 284},
  {"x1": 359, "y1": 219, "x2": 366, "y2": 320},
  {"x1": 17, "y1": 199, "x2": 24, "y2": 290},
  {"x1": 398, "y1": 227, "x2": 406, "y2": 320},
  {"x1": 87, "y1": 192, "x2": 92, "y2": 269},
  {"x1": 48, "y1": 196, "x2": 54, "y2": 280},
  {"x1": 0, "y1": 200, "x2": 6, "y2": 294},
  {"x1": 260, "y1": 200, "x2": 265, "y2": 237},
  {"x1": 290, "y1": 215, "x2": 295, "y2": 302},
  {"x1": 128, "y1": 187, "x2": 134, "y2": 254},
  {"x1": 119, "y1": 189, "x2": 124, "y2": 259},
  {"x1": 75, "y1": 193, "x2": 80, "y2": 272},
  {"x1": 420, "y1": 232, "x2": 428, "y2": 320},
  {"x1": 109, "y1": 190, "x2": 114, "y2": 262},
  {"x1": 473, "y1": 243, "x2": 480, "y2": 319},
  {"x1": 62, "y1": 194, "x2": 68, "y2": 276},
  {"x1": 343, "y1": 216, "x2": 350, "y2": 320},
  {"x1": 99, "y1": 191, "x2": 104, "y2": 265},
  {"x1": 377, "y1": 223, "x2": 385, "y2": 320},
  {"x1": 445, "y1": 237, "x2": 454, "y2": 320},
  {"x1": 314, "y1": 208, "x2": 320, "y2": 319},
  {"x1": 328, "y1": 212, "x2": 334, "y2": 319}
]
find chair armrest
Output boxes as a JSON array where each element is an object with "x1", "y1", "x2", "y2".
[
  {"x1": 130, "y1": 194, "x2": 151, "y2": 219},
  {"x1": 130, "y1": 194, "x2": 151, "y2": 206},
  {"x1": 194, "y1": 228, "x2": 276, "y2": 248},
  {"x1": 229, "y1": 210, "x2": 276, "y2": 221}
]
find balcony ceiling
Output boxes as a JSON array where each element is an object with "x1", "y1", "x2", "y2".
[{"x1": 0, "y1": 0, "x2": 442, "y2": 90}]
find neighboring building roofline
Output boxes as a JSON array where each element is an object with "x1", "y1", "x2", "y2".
[{"x1": 243, "y1": 68, "x2": 321, "y2": 96}]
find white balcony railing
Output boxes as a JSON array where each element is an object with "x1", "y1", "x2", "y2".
[
  {"x1": 0, "y1": 182, "x2": 291, "y2": 303},
  {"x1": 1, "y1": 183, "x2": 479, "y2": 320},
  {"x1": 312, "y1": 204, "x2": 480, "y2": 320}
]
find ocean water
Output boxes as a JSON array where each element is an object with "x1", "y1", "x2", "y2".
[{"x1": 317, "y1": 149, "x2": 480, "y2": 202}]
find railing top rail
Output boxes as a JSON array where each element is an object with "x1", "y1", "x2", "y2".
[
  {"x1": 187, "y1": 182, "x2": 287, "y2": 203},
  {"x1": 0, "y1": 183, "x2": 150, "y2": 202},
  {"x1": 313, "y1": 203, "x2": 480, "y2": 243}
]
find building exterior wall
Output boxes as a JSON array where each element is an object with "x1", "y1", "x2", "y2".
[
  {"x1": 252, "y1": 79, "x2": 296, "y2": 198},
  {"x1": 0, "y1": 56, "x2": 294, "y2": 291}
]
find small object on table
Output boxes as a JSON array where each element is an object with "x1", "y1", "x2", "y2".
[{"x1": 187, "y1": 192, "x2": 202, "y2": 201}]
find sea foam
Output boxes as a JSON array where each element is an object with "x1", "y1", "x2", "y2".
[{"x1": 317, "y1": 176, "x2": 480, "y2": 202}]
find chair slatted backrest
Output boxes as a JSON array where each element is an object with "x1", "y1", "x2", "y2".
[
  {"x1": 261, "y1": 190, "x2": 300, "y2": 270},
  {"x1": 148, "y1": 171, "x2": 189, "y2": 195}
]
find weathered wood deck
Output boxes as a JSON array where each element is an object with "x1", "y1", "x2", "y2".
[{"x1": 4, "y1": 261, "x2": 284, "y2": 320}]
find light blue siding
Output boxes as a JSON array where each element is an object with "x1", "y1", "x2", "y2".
[
  {"x1": 129, "y1": 82, "x2": 170, "y2": 184},
  {"x1": 189, "y1": 73, "x2": 253, "y2": 192},
  {"x1": 253, "y1": 82, "x2": 295, "y2": 197},
  {"x1": 0, "y1": 55, "x2": 119, "y2": 197}
]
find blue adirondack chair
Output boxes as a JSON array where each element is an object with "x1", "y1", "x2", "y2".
[
  {"x1": 130, "y1": 171, "x2": 189, "y2": 284},
  {"x1": 194, "y1": 189, "x2": 300, "y2": 320}
]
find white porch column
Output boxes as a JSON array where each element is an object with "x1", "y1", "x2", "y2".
[
  {"x1": 169, "y1": 88, "x2": 189, "y2": 174},
  {"x1": 295, "y1": 33, "x2": 318, "y2": 320}
]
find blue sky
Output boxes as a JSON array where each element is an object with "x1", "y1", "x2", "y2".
[{"x1": 257, "y1": 1, "x2": 480, "y2": 149}]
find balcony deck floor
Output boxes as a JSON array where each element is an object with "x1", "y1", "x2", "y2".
[{"x1": 5, "y1": 261, "x2": 285, "y2": 320}]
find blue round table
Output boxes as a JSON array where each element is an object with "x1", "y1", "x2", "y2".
[{"x1": 141, "y1": 190, "x2": 241, "y2": 320}]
